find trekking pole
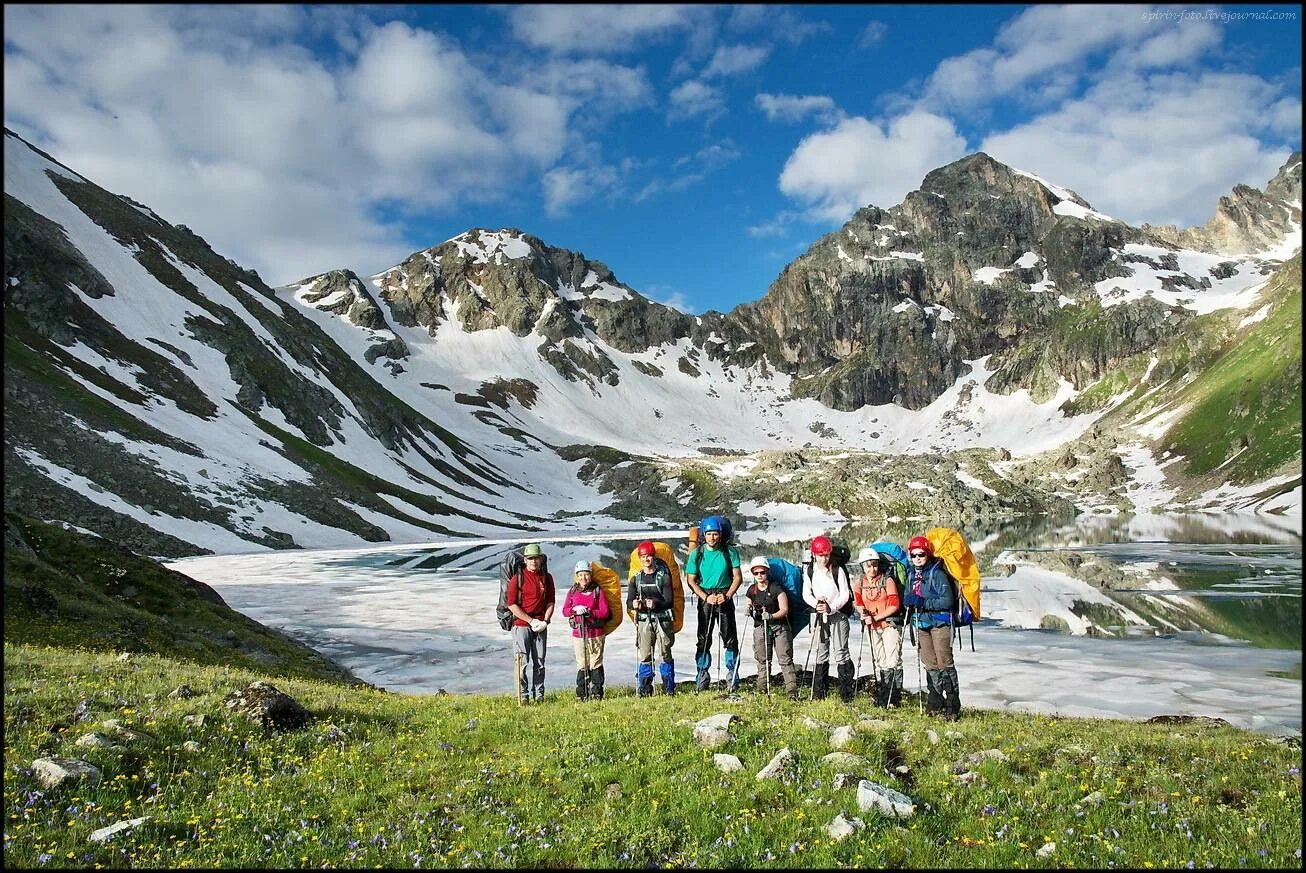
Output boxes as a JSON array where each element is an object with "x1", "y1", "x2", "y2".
[
  {"x1": 855, "y1": 617, "x2": 866, "y2": 694},
  {"x1": 809, "y1": 613, "x2": 828, "y2": 702},
  {"x1": 580, "y1": 614, "x2": 591, "y2": 703},
  {"x1": 800, "y1": 612, "x2": 817, "y2": 697},
  {"x1": 514, "y1": 650, "x2": 524, "y2": 706},
  {"x1": 700, "y1": 597, "x2": 718, "y2": 693}
]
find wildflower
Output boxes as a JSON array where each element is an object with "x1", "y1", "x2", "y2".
[
  {"x1": 981, "y1": 805, "x2": 997, "y2": 816},
  {"x1": 37, "y1": 854, "x2": 53, "y2": 865}
]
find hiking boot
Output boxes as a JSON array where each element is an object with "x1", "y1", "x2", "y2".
[
  {"x1": 925, "y1": 670, "x2": 945, "y2": 715},
  {"x1": 837, "y1": 662, "x2": 855, "y2": 703},
  {"x1": 888, "y1": 669, "x2": 904, "y2": 708},
  {"x1": 940, "y1": 666, "x2": 961, "y2": 720},
  {"x1": 575, "y1": 670, "x2": 588, "y2": 702},
  {"x1": 592, "y1": 667, "x2": 605, "y2": 701},
  {"x1": 812, "y1": 664, "x2": 830, "y2": 700},
  {"x1": 659, "y1": 662, "x2": 676, "y2": 696},
  {"x1": 695, "y1": 669, "x2": 710, "y2": 693}
]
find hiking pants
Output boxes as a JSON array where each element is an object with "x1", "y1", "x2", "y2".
[
  {"x1": 752, "y1": 623, "x2": 798, "y2": 694},
  {"x1": 636, "y1": 616, "x2": 675, "y2": 667},
  {"x1": 915, "y1": 625, "x2": 954, "y2": 670},
  {"x1": 695, "y1": 597, "x2": 738, "y2": 668},
  {"x1": 512, "y1": 625, "x2": 547, "y2": 700},
  {"x1": 870, "y1": 624, "x2": 903, "y2": 671},
  {"x1": 812, "y1": 612, "x2": 852, "y2": 666},
  {"x1": 571, "y1": 635, "x2": 605, "y2": 670}
]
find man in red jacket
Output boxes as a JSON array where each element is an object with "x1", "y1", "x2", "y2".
[{"x1": 507, "y1": 543, "x2": 555, "y2": 703}]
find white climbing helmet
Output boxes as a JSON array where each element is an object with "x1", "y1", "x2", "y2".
[{"x1": 857, "y1": 547, "x2": 881, "y2": 565}]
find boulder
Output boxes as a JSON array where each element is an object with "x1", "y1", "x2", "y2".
[
  {"x1": 827, "y1": 813, "x2": 864, "y2": 840},
  {"x1": 89, "y1": 817, "x2": 149, "y2": 844},
  {"x1": 713, "y1": 754, "x2": 744, "y2": 773},
  {"x1": 696, "y1": 713, "x2": 739, "y2": 732},
  {"x1": 821, "y1": 752, "x2": 865, "y2": 769},
  {"x1": 74, "y1": 732, "x2": 122, "y2": 750},
  {"x1": 222, "y1": 681, "x2": 311, "y2": 732},
  {"x1": 856, "y1": 780, "x2": 915, "y2": 820},
  {"x1": 756, "y1": 747, "x2": 796, "y2": 781},
  {"x1": 693, "y1": 725, "x2": 731, "y2": 748},
  {"x1": 830, "y1": 726, "x2": 857, "y2": 749},
  {"x1": 31, "y1": 757, "x2": 102, "y2": 790}
]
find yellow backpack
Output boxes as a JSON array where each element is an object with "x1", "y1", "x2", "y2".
[{"x1": 626, "y1": 542, "x2": 686, "y2": 634}]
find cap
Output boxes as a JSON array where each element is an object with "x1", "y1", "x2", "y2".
[{"x1": 523, "y1": 543, "x2": 543, "y2": 558}]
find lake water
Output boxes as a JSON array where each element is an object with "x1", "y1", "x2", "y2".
[{"x1": 169, "y1": 512, "x2": 1302, "y2": 736}]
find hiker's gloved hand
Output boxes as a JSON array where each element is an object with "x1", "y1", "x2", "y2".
[
  {"x1": 571, "y1": 605, "x2": 588, "y2": 616},
  {"x1": 817, "y1": 600, "x2": 829, "y2": 614},
  {"x1": 529, "y1": 619, "x2": 547, "y2": 633}
]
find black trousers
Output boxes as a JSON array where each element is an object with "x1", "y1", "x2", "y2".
[{"x1": 694, "y1": 596, "x2": 738, "y2": 669}]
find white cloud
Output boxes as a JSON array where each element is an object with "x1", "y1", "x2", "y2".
[
  {"x1": 542, "y1": 164, "x2": 622, "y2": 217},
  {"x1": 778, "y1": 112, "x2": 968, "y2": 221},
  {"x1": 981, "y1": 70, "x2": 1301, "y2": 227},
  {"x1": 1, "y1": 7, "x2": 649, "y2": 282},
  {"x1": 755, "y1": 93, "x2": 843, "y2": 125},
  {"x1": 504, "y1": 5, "x2": 705, "y2": 54},
  {"x1": 642, "y1": 286, "x2": 695, "y2": 314},
  {"x1": 637, "y1": 141, "x2": 740, "y2": 201},
  {"x1": 668, "y1": 80, "x2": 725, "y2": 121},
  {"x1": 702, "y1": 43, "x2": 769, "y2": 79},
  {"x1": 858, "y1": 20, "x2": 888, "y2": 47}
]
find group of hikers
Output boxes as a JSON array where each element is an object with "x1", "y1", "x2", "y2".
[{"x1": 502, "y1": 519, "x2": 970, "y2": 721}]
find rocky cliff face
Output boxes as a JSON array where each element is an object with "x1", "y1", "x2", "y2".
[{"x1": 1144, "y1": 152, "x2": 1302, "y2": 255}]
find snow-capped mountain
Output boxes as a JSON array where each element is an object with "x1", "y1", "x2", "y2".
[{"x1": 4, "y1": 129, "x2": 1300, "y2": 557}]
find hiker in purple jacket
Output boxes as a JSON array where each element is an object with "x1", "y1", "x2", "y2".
[{"x1": 563, "y1": 561, "x2": 611, "y2": 701}]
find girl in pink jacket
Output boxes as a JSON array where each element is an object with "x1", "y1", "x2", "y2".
[{"x1": 563, "y1": 561, "x2": 612, "y2": 701}]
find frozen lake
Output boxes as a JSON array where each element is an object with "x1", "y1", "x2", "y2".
[{"x1": 169, "y1": 513, "x2": 1302, "y2": 736}]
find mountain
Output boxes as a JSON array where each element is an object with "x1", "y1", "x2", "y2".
[{"x1": 4, "y1": 129, "x2": 1300, "y2": 557}]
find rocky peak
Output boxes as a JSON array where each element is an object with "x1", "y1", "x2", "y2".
[{"x1": 1264, "y1": 150, "x2": 1302, "y2": 204}]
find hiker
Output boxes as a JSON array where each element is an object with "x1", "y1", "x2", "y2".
[
  {"x1": 853, "y1": 547, "x2": 904, "y2": 707},
  {"x1": 627, "y1": 541, "x2": 677, "y2": 696},
  {"x1": 802, "y1": 535, "x2": 855, "y2": 701},
  {"x1": 744, "y1": 555, "x2": 799, "y2": 699},
  {"x1": 685, "y1": 517, "x2": 743, "y2": 693},
  {"x1": 506, "y1": 543, "x2": 555, "y2": 704},
  {"x1": 563, "y1": 560, "x2": 611, "y2": 701},
  {"x1": 901, "y1": 535, "x2": 962, "y2": 720}
]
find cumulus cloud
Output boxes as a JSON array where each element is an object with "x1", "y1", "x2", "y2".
[
  {"x1": 702, "y1": 43, "x2": 770, "y2": 78},
  {"x1": 1, "y1": 6, "x2": 651, "y2": 282},
  {"x1": 668, "y1": 79, "x2": 725, "y2": 121},
  {"x1": 755, "y1": 93, "x2": 843, "y2": 125},
  {"x1": 858, "y1": 20, "x2": 888, "y2": 47},
  {"x1": 981, "y1": 70, "x2": 1301, "y2": 227},
  {"x1": 778, "y1": 111, "x2": 968, "y2": 221},
  {"x1": 504, "y1": 5, "x2": 706, "y2": 54}
]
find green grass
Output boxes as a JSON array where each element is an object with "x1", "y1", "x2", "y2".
[{"x1": 4, "y1": 644, "x2": 1300, "y2": 869}]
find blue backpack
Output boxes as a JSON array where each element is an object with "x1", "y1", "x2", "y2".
[
  {"x1": 871, "y1": 541, "x2": 909, "y2": 587},
  {"x1": 765, "y1": 558, "x2": 810, "y2": 637}
]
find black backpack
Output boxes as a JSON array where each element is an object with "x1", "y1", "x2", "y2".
[
  {"x1": 804, "y1": 541, "x2": 856, "y2": 616},
  {"x1": 496, "y1": 551, "x2": 548, "y2": 631}
]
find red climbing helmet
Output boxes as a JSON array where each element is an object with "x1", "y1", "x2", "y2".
[
  {"x1": 810, "y1": 535, "x2": 833, "y2": 556},
  {"x1": 636, "y1": 541, "x2": 656, "y2": 557},
  {"x1": 908, "y1": 535, "x2": 933, "y2": 555}
]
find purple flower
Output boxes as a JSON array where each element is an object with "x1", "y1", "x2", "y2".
[
  {"x1": 37, "y1": 854, "x2": 53, "y2": 866},
  {"x1": 981, "y1": 804, "x2": 997, "y2": 816}
]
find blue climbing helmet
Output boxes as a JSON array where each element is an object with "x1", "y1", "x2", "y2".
[
  {"x1": 701, "y1": 516, "x2": 723, "y2": 533},
  {"x1": 697, "y1": 515, "x2": 733, "y2": 546}
]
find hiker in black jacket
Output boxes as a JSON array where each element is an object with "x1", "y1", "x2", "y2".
[{"x1": 627, "y1": 541, "x2": 677, "y2": 696}]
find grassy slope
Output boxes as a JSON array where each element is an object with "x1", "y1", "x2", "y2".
[
  {"x1": 3, "y1": 644, "x2": 1300, "y2": 869},
  {"x1": 3, "y1": 514, "x2": 359, "y2": 686}
]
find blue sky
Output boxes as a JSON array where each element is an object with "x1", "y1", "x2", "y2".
[{"x1": 4, "y1": 5, "x2": 1301, "y2": 313}]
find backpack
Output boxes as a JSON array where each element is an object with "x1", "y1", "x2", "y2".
[
  {"x1": 584, "y1": 562, "x2": 624, "y2": 637},
  {"x1": 687, "y1": 516, "x2": 736, "y2": 587},
  {"x1": 923, "y1": 527, "x2": 981, "y2": 650},
  {"x1": 496, "y1": 550, "x2": 549, "y2": 632},
  {"x1": 626, "y1": 543, "x2": 686, "y2": 634},
  {"x1": 764, "y1": 557, "x2": 810, "y2": 637},
  {"x1": 870, "y1": 541, "x2": 910, "y2": 589},
  {"x1": 803, "y1": 540, "x2": 855, "y2": 617}
]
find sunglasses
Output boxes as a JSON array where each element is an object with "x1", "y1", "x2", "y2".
[
  {"x1": 909, "y1": 551, "x2": 929, "y2": 558},
  {"x1": 750, "y1": 568, "x2": 769, "y2": 575}
]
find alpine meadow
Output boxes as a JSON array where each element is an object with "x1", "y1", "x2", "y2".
[{"x1": 3, "y1": 3, "x2": 1302, "y2": 870}]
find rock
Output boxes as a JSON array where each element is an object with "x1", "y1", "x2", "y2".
[
  {"x1": 462, "y1": 719, "x2": 479, "y2": 731},
  {"x1": 182, "y1": 714, "x2": 205, "y2": 729},
  {"x1": 604, "y1": 782, "x2": 622, "y2": 799},
  {"x1": 696, "y1": 713, "x2": 739, "y2": 732},
  {"x1": 856, "y1": 780, "x2": 915, "y2": 820},
  {"x1": 168, "y1": 684, "x2": 196, "y2": 700},
  {"x1": 713, "y1": 754, "x2": 744, "y2": 773},
  {"x1": 1036, "y1": 842, "x2": 1056, "y2": 858},
  {"x1": 1078, "y1": 790, "x2": 1106, "y2": 807},
  {"x1": 72, "y1": 700, "x2": 94, "y2": 722},
  {"x1": 827, "y1": 813, "x2": 864, "y2": 840},
  {"x1": 963, "y1": 748, "x2": 1008, "y2": 765},
  {"x1": 89, "y1": 817, "x2": 149, "y2": 843},
  {"x1": 821, "y1": 752, "x2": 865, "y2": 769},
  {"x1": 222, "y1": 681, "x2": 311, "y2": 732},
  {"x1": 181, "y1": 741, "x2": 201, "y2": 753},
  {"x1": 693, "y1": 725, "x2": 731, "y2": 748},
  {"x1": 31, "y1": 757, "x2": 102, "y2": 790},
  {"x1": 1145, "y1": 715, "x2": 1231, "y2": 728},
  {"x1": 756, "y1": 747, "x2": 796, "y2": 781},
  {"x1": 944, "y1": 730, "x2": 963, "y2": 740},
  {"x1": 954, "y1": 770, "x2": 979, "y2": 784},
  {"x1": 830, "y1": 726, "x2": 857, "y2": 749},
  {"x1": 833, "y1": 772, "x2": 861, "y2": 789},
  {"x1": 926, "y1": 729, "x2": 939, "y2": 746},
  {"x1": 74, "y1": 732, "x2": 122, "y2": 750},
  {"x1": 802, "y1": 716, "x2": 826, "y2": 730},
  {"x1": 98, "y1": 719, "x2": 154, "y2": 744}
]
